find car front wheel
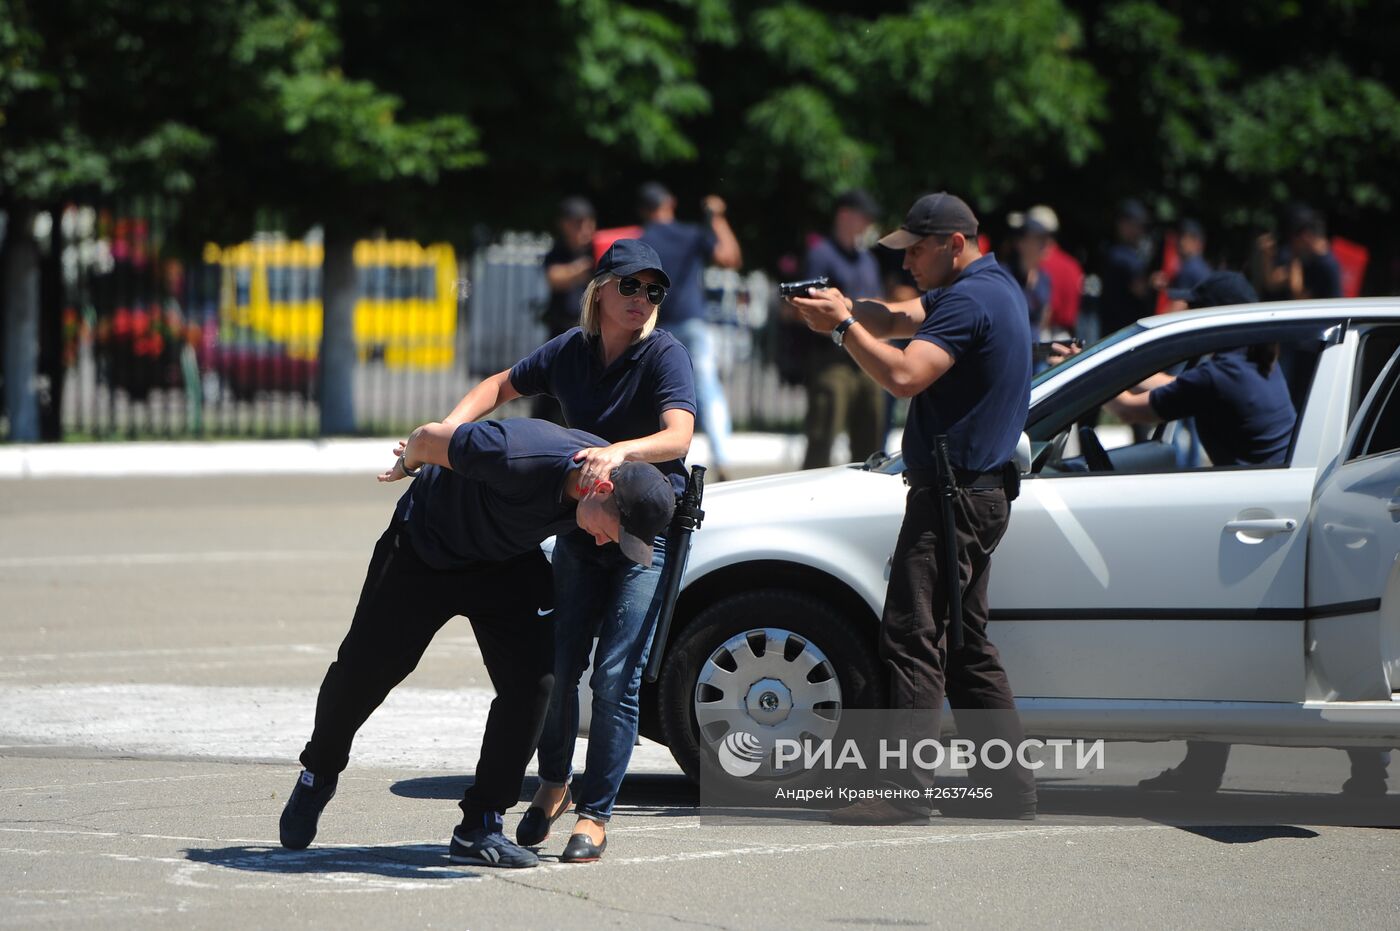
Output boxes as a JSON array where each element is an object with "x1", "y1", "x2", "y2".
[{"x1": 658, "y1": 588, "x2": 882, "y2": 795}]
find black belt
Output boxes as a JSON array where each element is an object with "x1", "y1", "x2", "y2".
[{"x1": 903, "y1": 466, "x2": 1007, "y2": 490}]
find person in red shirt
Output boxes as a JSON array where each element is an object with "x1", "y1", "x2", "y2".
[{"x1": 1028, "y1": 205, "x2": 1083, "y2": 338}]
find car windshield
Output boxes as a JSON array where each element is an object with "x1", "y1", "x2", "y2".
[{"x1": 1031, "y1": 324, "x2": 1146, "y2": 389}]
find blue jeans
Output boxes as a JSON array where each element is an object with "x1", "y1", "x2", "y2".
[
  {"x1": 536, "y1": 529, "x2": 668, "y2": 822},
  {"x1": 669, "y1": 318, "x2": 732, "y2": 468}
]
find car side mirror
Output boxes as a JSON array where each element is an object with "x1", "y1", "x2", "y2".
[{"x1": 1014, "y1": 431, "x2": 1032, "y2": 475}]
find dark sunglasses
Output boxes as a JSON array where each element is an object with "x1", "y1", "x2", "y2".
[{"x1": 617, "y1": 276, "x2": 667, "y2": 306}]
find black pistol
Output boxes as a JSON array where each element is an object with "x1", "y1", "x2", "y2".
[{"x1": 778, "y1": 276, "x2": 831, "y2": 298}]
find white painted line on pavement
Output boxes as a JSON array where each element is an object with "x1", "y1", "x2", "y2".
[
  {"x1": 0, "y1": 772, "x2": 250, "y2": 794},
  {"x1": 0, "y1": 550, "x2": 358, "y2": 569},
  {"x1": 0, "y1": 683, "x2": 683, "y2": 774},
  {"x1": 602, "y1": 823, "x2": 1170, "y2": 866}
]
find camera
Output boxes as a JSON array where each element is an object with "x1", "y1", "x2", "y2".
[{"x1": 778, "y1": 276, "x2": 830, "y2": 297}]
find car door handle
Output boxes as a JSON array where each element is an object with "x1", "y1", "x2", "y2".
[
  {"x1": 1388, "y1": 496, "x2": 1400, "y2": 514},
  {"x1": 1224, "y1": 518, "x2": 1298, "y2": 535}
]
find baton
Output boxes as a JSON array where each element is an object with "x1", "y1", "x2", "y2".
[
  {"x1": 644, "y1": 465, "x2": 706, "y2": 684},
  {"x1": 933, "y1": 436, "x2": 965, "y2": 653}
]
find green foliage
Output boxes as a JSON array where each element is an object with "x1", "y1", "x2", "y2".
[{"x1": 3, "y1": 0, "x2": 1399, "y2": 256}]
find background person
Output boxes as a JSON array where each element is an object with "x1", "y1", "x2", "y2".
[
  {"x1": 1028, "y1": 204, "x2": 1083, "y2": 340},
  {"x1": 639, "y1": 181, "x2": 743, "y2": 480},
  {"x1": 795, "y1": 189, "x2": 886, "y2": 469},
  {"x1": 536, "y1": 196, "x2": 598, "y2": 424},
  {"x1": 790, "y1": 192, "x2": 1038, "y2": 824},
  {"x1": 1097, "y1": 198, "x2": 1155, "y2": 336},
  {"x1": 1153, "y1": 218, "x2": 1210, "y2": 301},
  {"x1": 279, "y1": 418, "x2": 675, "y2": 869},
  {"x1": 444, "y1": 239, "x2": 696, "y2": 863}
]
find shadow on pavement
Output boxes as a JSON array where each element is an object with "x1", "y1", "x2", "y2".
[
  {"x1": 184, "y1": 844, "x2": 478, "y2": 880},
  {"x1": 391, "y1": 772, "x2": 700, "y2": 811}
]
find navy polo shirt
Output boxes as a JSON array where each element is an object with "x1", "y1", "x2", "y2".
[
  {"x1": 509, "y1": 327, "x2": 697, "y2": 494},
  {"x1": 1100, "y1": 241, "x2": 1153, "y2": 333},
  {"x1": 1171, "y1": 254, "x2": 1211, "y2": 294},
  {"x1": 1149, "y1": 349, "x2": 1296, "y2": 466},
  {"x1": 642, "y1": 220, "x2": 717, "y2": 325},
  {"x1": 904, "y1": 254, "x2": 1032, "y2": 474},
  {"x1": 1302, "y1": 252, "x2": 1342, "y2": 299},
  {"x1": 393, "y1": 419, "x2": 603, "y2": 569}
]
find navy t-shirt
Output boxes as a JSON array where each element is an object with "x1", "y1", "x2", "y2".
[
  {"x1": 1170, "y1": 254, "x2": 1211, "y2": 294},
  {"x1": 394, "y1": 419, "x2": 603, "y2": 569},
  {"x1": 1100, "y1": 241, "x2": 1153, "y2": 333},
  {"x1": 806, "y1": 236, "x2": 883, "y2": 366},
  {"x1": 509, "y1": 328, "x2": 697, "y2": 495},
  {"x1": 905, "y1": 255, "x2": 1032, "y2": 473},
  {"x1": 541, "y1": 237, "x2": 591, "y2": 335},
  {"x1": 642, "y1": 220, "x2": 717, "y2": 324},
  {"x1": 1149, "y1": 349, "x2": 1296, "y2": 466},
  {"x1": 1302, "y1": 252, "x2": 1342, "y2": 299}
]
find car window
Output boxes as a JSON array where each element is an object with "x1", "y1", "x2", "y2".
[
  {"x1": 1030, "y1": 324, "x2": 1144, "y2": 389},
  {"x1": 1351, "y1": 347, "x2": 1400, "y2": 459},
  {"x1": 1029, "y1": 328, "x2": 1326, "y2": 478},
  {"x1": 1350, "y1": 326, "x2": 1400, "y2": 422}
]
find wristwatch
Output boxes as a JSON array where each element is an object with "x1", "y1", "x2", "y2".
[{"x1": 831, "y1": 316, "x2": 857, "y2": 347}]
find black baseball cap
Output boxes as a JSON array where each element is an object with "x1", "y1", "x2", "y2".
[
  {"x1": 878, "y1": 192, "x2": 979, "y2": 249},
  {"x1": 1178, "y1": 271, "x2": 1258, "y2": 309},
  {"x1": 558, "y1": 196, "x2": 595, "y2": 220},
  {"x1": 834, "y1": 189, "x2": 880, "y2": 218},
  {"x1": 610, "y1": 462, "x2": 676, "y2": 566},
  {"x1": 594, "y1": 239, "x2": 671, "y2": 289},
  {"x1": 1117, "y1": 198, "x2": 1149, "y2": 223},
  {"x1": 637, "y1": 181, "x2": 674, "y2": 214}
]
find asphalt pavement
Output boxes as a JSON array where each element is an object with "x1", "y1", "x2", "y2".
[{"x1": 1, "y1": 474, "x2": 1398, "y2": 930}]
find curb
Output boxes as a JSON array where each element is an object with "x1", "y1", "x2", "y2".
[{"x1": 0, "y1": 433, "x2": 831, "y2": 480}]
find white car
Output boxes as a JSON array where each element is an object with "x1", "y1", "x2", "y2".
[{"x1": 638, "y1": 299, "x2": 1400, "y2": 784}]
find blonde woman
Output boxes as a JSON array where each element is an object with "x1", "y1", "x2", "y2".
[{"x1": 445, "y1": 239, "x2": 695, "y2": 861}]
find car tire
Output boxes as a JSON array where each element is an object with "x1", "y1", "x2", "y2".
[{"x1": 658, "y1": 588, "x2": 882, "y2": 796}]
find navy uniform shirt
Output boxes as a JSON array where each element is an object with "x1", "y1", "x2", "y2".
[
  {"x1": 541, "y1": 237, "x2": 591, "y2": 335},
  {"x1": 394, "y1": 419, "x2": 602, "y2": 569},
  {"x1": 509, "y1": 328, "x2": 697, "y2": 495},
  {"x1": 641, "y1": 220, "x2": 717, "y2": 325},
  {"x1": 1099, "y1": 241, "x2": 1153, "y2": 333},
  {"x1": 1171, "y1": 254, "x2": 1211, "y2": 294},
  {"x1": 905, "y1": 254, "x2": 1032, "y2": 474},
  {"x1": 1302, "y1": 251, "x2": 1342, "y2": 299},
  {"x1": 806, "y1": 236, "x2": 884, "y2": 367},
  {"x1": 1149, "y1": 349, "x2": 1296, "y2": 466}
]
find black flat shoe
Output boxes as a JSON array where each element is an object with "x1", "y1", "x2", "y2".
[
  {"x1": 559, "y1": 831, "x2": 607, "y2": 863},
  {"x1": 515, "y1": 786, "x2": 572, "y2": 848}
]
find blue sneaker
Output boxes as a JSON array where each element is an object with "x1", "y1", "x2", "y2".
[
  {"x1": 279, "y1": 770, "x2": 337, "y2": 850},
  {"x1": 449, "y1": 825, "x2": 540, "y2": 869}
]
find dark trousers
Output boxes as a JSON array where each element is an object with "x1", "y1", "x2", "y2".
[
  {"x1": 300, "y1": 520, "x2": 556, "y2": 823},
  {"x1": 802, "y1": 360, "x2": 886, "y2": 469},
  {"x1": 880, "y1": 485, "x2": 1036, "y2": 800}
]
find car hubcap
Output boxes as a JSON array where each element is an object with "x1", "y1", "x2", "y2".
[{"x1": 694, "y1": 628, "x2": 842, "y2": 776}]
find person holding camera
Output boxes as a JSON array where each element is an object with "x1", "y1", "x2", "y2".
[
  {"x1": 441, "y1": 238, "x2": 696, "y2": 862},
  {"x1": 789, "y1": 192, "x2": 1038, "y2": 823}
]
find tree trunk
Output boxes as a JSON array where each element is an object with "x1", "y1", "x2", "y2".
[
  {"x1": 318, "y1": 227, "x2": 357, "y2": 435},
  {"x1": 2, "y1": 206, "x2": 41, "y2": 442}
]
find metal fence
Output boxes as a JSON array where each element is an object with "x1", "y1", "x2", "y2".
[{"x1": 1, "y1": 207, "x2": 807, "y2": 441}]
